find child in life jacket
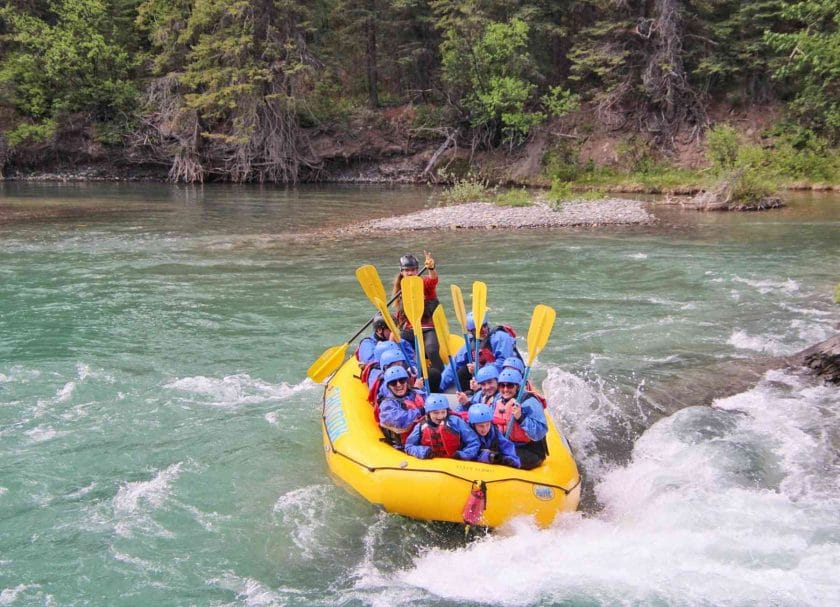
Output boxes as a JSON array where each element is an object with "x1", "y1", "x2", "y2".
[
  {"x1": 404, "y1": 394, "x2": 479, "y2": 460},
  {"x1": 439, "y1": 312, "x2": 521, "y2": 391},
  {"x1": 467, "y1": 404, "x2": 520, "y2": 468},
  {"x1": 455, "y1": 365, "x2": 501, "y2": 411},
  {"x1": 493, "y1": 368, "x2": 548, "y2": 470},
  {"x1": 377, "y1": 366, "x2": 426, "y2": 448}
]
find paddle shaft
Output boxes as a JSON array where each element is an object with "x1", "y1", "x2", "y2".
[{"x1": 351, "y1": 266, "x2": 428, "y2": 346}]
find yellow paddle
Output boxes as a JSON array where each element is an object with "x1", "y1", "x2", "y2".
[
  {"x1": 432, "y1": 304, "x2": 461, "y2": 391},
  {"x1": 401, "y1": 275, "x2": 429, "y2": 389},
  {"x1": 507, "y1": 304, "x2": 557, "y2": 436},
  {"x1": 450, "y1": 284, "x2": 473, "y2": 364},
  {"x1": 355, "y1": 264, "x2": 387, "y2": 307},
  {"x1": 471, "y1": 281, "x2": 487, "y2": 372},
  {"x1": 307, "y1": 343, "x2": 351, "y2": 383},
  {"x1": 308, "y1": 264, "x2": 425, "y2": 383}
]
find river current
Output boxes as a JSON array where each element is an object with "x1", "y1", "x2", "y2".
[{"x1": 1, "y1": 183, "x2": 838, "y2": 606}]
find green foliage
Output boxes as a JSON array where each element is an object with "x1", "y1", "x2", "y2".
[
  {"x1": 708, "y1": 122, "x2": 840, "y2": 183},
  {"x1": 4, "y1": 120, "x2": 58, "y2": 146},
  {"x1": 0, "y1": 0, "x2": 138, "y2": 144},
  {"x1": 763, "y1": 126, "x2": 840, "y2": 182},
  {"x1": 547, "y1": 179, "x2": 572, "y2": 202},
  {"x1": 435, "y1": 7, "x2": 547, "y2": 144},
  {"x1": 542, "y1": 140, "x2": 585, "y2": 182},
  {"x1": 494, "y1": 187, "x2": 531, "y2": 207},
  {"x1": 765, "y1": 1, "x2": 840, "y2": 142},
  {"x1": 436, "y1": 172, "x2": 494, "y2": 205},
  {"x1": 730, "y1": 169, "x2": 776, "y2": 204},
  {"x1": 707, "y1": 124, "x2": 740, "y2": 172}
]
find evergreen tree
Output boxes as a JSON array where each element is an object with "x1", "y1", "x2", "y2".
[
  {"x1": 0, "y1": 0, "x2": 138, "y2": 145},
  {"x1": 570, "y1": 0, "x2": 706, "y2": 146},
  {"x1": 765, "y1": 0, "x2": 840, "y2": 141},
  {"x1": 136, "y1": 0, "x2": 321, "y2": 182}
]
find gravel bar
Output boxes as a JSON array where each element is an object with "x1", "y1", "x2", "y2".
[{"x1": 347, "y1": 199, "x2": 655, "y2": 233}]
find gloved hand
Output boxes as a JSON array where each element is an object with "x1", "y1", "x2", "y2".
[
  {"x1": 477, "y1": 449, "x2": 493, "y2": 464},
  {"x1": 500, "y1": 456, "x2": 520, "y2": 468},
  {"x1": 422, "y1": 448, "x2": 434, "y2": 459}
]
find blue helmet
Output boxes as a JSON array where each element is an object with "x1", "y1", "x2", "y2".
[
  {"x1": 502, "y1": 357, "x2": 525, "y2": 375},
  {"x1": 468, "y1": 404, "x2": 494, "y2": 424},
  {"x1": 424, "y1": 393, "x2": 450, "y2": 412},
  {"x1": 466, "y1": 312, "x2": 488, "y2": 332},
  {"x1": 475, "y1": 365, "x2": 499, "y2": 383},
  {"x1": 380, "y1": 349, "x2": 407, "y2": 369},
  {"x1": 383, "y1": 365, "x2": 409, "y2": 385},
  {"x1": 497, "y1": 368, "x2": 523, "y2": 386},
  {"x1": 373, "y1": 340, "x2": 399, "y2": 362}
]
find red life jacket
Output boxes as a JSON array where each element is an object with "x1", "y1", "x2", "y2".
[
  {"x1": 374, "y1": 392, "x2": 425, "y2": 445},
  {"x1": 492, "y1": 394, "x2": 535, "y2": 444},
  {"x1": 477, "y1": 325, "x2": 519, "y2": 365},
  {"x1": 419, "y1": 418, "x2": 462, "y2": 457}
]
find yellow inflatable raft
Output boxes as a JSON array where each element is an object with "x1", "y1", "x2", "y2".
[{"x1": 320, "y1": 356, "x2": 582, "y2": 528}]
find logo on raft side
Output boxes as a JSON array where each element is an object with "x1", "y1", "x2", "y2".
[{"x1": 533, "y1": 485, "x2": 555, "y2": 501}]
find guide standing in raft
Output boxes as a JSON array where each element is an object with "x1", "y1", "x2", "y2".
[{"x1": 393, "y1": 251, "x2": 443, "y2": 390}]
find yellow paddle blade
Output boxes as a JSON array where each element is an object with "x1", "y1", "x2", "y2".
[
  {"x1": 373, "y1": 296, "x2": 401, "y2": 343},
  {"x1": 401, "y1": 276, "x2": 429, "y2": 382},
  {"x1": 401, "y1": 276, "x2": 424, "y2": 327},
  {"x1": 307, "y1": 343, "x2": 348, "y2": 383},
  {"x1": 432, "y1": 304, "x2": 452, "y2": 362},
  {"x1": 471, "y1": 281, "x2": 487, "y2": 330},
  {"x1": 450, "y1": 284, "x2": 467, "y2": 334},
  {"x1": 525, "y1": 304, "x2": 557, "y2": 366},
  {"x1": 355, "y1": 264, "x2": 387, "y2": 305}
]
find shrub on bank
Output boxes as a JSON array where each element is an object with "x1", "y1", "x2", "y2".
[{"x1": 494, "y1": 187, "x2": 531, "y2": 207}]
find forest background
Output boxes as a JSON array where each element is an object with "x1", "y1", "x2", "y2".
[{"x1": 1, "y1": 0, "x2": 838, "y2": 191}]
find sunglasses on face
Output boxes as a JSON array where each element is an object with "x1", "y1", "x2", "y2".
[
  {"x1": 499, "y1": 382, "x2": 518, "y2": 389},
  {"x1": 388, "y1": 378, "x2": 408, "y2": 386}
]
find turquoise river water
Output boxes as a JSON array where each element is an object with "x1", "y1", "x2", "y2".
[{"x1": 1, "y1": 182, "x2": 839, "y2": 606}]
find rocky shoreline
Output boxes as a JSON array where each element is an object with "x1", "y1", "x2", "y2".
[{"x1": 338, "y1": 199, "x2": 655, "y2": 235}]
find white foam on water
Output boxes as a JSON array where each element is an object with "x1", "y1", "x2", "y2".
[
  {"x1": 23, "y1": 426, "x2": 62, "y2": 443},
  {"x1": 273, "y1": 485, "x2": 335, "y2": 560},
  {"x1": 63, "y1": 482, "x2": 96, "y2": 501},
  {"x1": 386, "y1": 370, "x2": 840, "y2": 607},
  {"x1": 109, "y1": 548, "x2": 159, "y2": 573},
  {"x1": 165, "y1": 374, "x2": 313, "y2": 408},
  {"x1": 543, "y1": 367, "x2": 636, "y2": 482},
  {"x1": 628, "y1": 252, "x2": 648, "y2": 260},
  {"x1": 732, "y1": 276, "x2": 801, "y2": 295},
  {"x1": 727, "y1": 329, "x2": 788, "y2": 356},
  {"x1": 56, "y1": 381, "x2": 76, "y2": 402},
  {"x1": 207, "y1": 572, "x2": 292, "y2": 607},
  {"x1": 112, "y1": 463, "x2": 183, "y2": 538},
  {"x1": 0, "y1": 586, "x2": 52, "y2": 606},
  {"x1": 0, "y1": 487, "x2": 6, "y2": 496}
]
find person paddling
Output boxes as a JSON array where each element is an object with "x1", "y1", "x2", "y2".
[{"x1": 393, "y1": 251, "x2": 443, "y2": 388}]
